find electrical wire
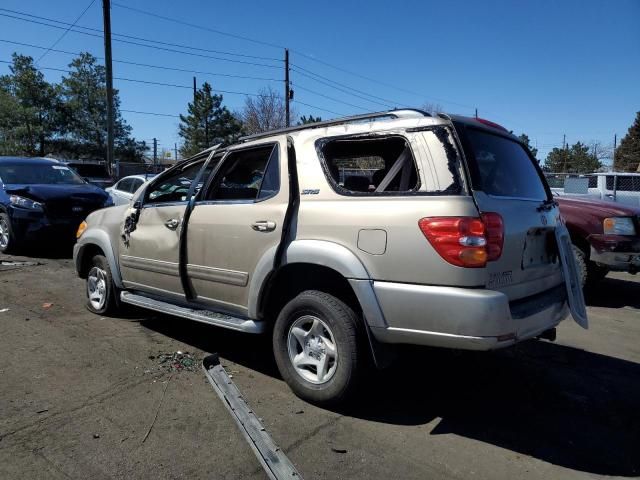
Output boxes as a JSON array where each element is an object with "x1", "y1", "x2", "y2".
[
  {"x1": 0, "y1": 39, "x2": 282, "y2": 81},
  {"x1": 111, "y1": 1, "x2": 284, "y2": 50},
  {"x1": 105, "y1": 2, "x2": 475, "y2": 108},
  {"x1": 0, "y1": 10, "x2": 281, "y2": 68},
  {"x1": 0, "y1": 59, "x2": 284, "y2": 101},
  {"x1": 292, "y1": 84, "x2": 370, "y2": 112},
  {"x1": 36, "y1": 0, "x2": 96, "y2": 64},
  {"x1": 291, "y1": 66, "x2": 395, "y2": 109},
  {"x1": 291, "y1": 100, "x2": 346, "y2": 117}
]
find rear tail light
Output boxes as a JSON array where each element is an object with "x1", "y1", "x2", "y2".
[
  {"x1": 481, "y1": 212, "x2": 504, "y2": 261},
  {"x1": 419, "y1": 213, "x2": 504, "y2": 268}
]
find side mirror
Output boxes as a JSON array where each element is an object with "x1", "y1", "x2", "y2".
[{"x1": 133, "y1": 200, "x2": 142, "y2": 209}]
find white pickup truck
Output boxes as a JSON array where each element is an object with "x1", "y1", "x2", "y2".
[{"x1": 548, "y1": 173, "x2": 640, "y2": 207}]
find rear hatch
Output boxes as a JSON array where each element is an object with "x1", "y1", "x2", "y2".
[{"x1": 453, "y1": 119, "x2": 563, "y2": 302}]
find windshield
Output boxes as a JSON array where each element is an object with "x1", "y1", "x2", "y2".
[
  {"x1": 461, "y1": 127, "x2": 548, "y2": 200},
  {"x1": 0, "y1": 164, "x2": 86, "y2": 185}
]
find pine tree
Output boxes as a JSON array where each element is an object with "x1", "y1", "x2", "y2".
[
  {"x1": 179, "y1": 82, "x2": 242, "y2": 157},
  {"x1": 0, "y1": 54, "x2": 61, "y2": 156},
  {"x1": 615, "y1": 111, "x2": 640, "y2": 172},
  {"x1": 518, "y1": 133, "x2": 538, "y2": 160},
  {"x1": 544, "y1": 142, "x2": 602, "y2": 173},
  {"x1": 298, "y1": 115, "x2": 322, "y2": 125}
]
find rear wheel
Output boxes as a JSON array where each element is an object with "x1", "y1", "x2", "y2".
[
  {"x1": 273, "y1": 290, "x2": 362, "y2": 405},
  {"x1": 0, "y1": 212, "x2": 15, "y2": 254},
  {"x1": 86, "y1": 254, "x2": 119, "y2": 315}
]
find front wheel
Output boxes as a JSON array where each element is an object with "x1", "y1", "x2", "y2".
[
  {"x1": 573, "y1": 244, "x2": 608, "y2": 288},
  {"x1": 85, "y1": 254, "x2": 119, "y2": 315},
  {"x1": 0, "y1": 212, "x2": 16, "y2": 254},
  {"x1": 273, "y1": 290, "x2": 362, "y2": 405}
]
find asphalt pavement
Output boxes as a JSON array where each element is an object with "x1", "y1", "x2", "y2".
[{"x1": 1, "y1": 251, "x2": 638, "y2": 479}]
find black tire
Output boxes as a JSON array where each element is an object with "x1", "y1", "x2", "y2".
[
  {"x1": 0, "y1": 212, "x2": 16, "y2": 254},
  {"x1": 85, "y1": 254, "x2": 119, "y2": 315},
  {"x1": 272, "y1": 290, "x2": 362, "y2": 405},
  {"x1": 573, "y1": 244, "x2": 608, "y2": 288},
  {"x1": 587, "y1": 261, "x2": 609, "y2": 285},
  {"x1": 572, "y1": 245, "x2": 588, "y2": 288}
]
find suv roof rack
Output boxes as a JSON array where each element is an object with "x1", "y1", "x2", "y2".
[{"x1": 239, "y1": 109, "x2": 431, "y2": 142}]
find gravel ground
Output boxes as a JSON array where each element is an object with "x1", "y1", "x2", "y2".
[{"x1": 1, "y1": 251, "x2": 638, "y2": 479}]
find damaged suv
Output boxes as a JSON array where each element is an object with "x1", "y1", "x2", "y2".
[{"x1": 74, "y1": 110, "x2": 586, "y2": 404}]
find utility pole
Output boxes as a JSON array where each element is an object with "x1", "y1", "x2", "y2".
[
  {"x1": 284, "y1": 48, "x2": 290, "y2": 127},
  {"x1": 153, "y1": 138, "x2": 157, "y2": 169},
  {"x1": 563, "y1": 134, "x2": 566, "y2": 150},
  {"x1": 474, "y1": 108, "x2": 478, "y2": 119},
  {"x1": 613, "y1": 133, "x2": 617, "y2": 171},
  {"x1": 174, "y1": 143, "x2": 178, "y2": 163},
  {"x1": 193, "y1": 76, "x2": 197, "y2": 103},
  {"x1": 102, "y1": 0, "x2": 115, "y2": 178}
]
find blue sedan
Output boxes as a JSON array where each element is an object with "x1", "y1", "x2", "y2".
[{"x1": 0, "y1": 157, "x2": 112, "y2": 253}]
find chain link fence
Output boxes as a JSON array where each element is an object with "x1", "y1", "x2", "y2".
[{"x1": 545, "y1": 173, "x2": 640, "y2": 207}]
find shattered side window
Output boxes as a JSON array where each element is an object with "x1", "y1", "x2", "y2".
[
  {"x1": 421, "y1": 127, "x2": 463, "y2": 194},
  {"x1": 318, "y1": 135, "x2": 420, "y2": 195}
]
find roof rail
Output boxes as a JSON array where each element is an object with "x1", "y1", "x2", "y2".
[{"x1": 239, "y1": 109, "x2": 430, "y2": 142}]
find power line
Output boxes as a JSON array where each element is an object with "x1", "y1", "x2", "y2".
[
  {"x1": 111, "y1": 1, "x2": 284, "y2": 50},
  {"x1": 0, "y1": 10, "x2": 281, "y2": 68},
  {"x1": 0, "y1": 59, "x2": 286, "y2": 101},
  {"x1": 292, "y1": 84, "x2": 370, "y2": 112},
  {"x1": 0, "y1": 39, "x2": 282, "y2": 82},
  {"x1": 0, "y1": 7, "x2": 281, "y2": 62},
  {"x1": 104, "y1": 2, "x2": 474, "y2": 109},
  {"x1": 36, "y1": 0, "x2": 96, "y2": 64},
  {"x1": 291, "y1": 66, "x2": 396, "y2": 109},
  {"x1": 292, "y1": 100, "x2": 347, "y2": 117}
]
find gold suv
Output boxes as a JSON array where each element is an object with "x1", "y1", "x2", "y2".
[{"x1": 74, "y1": 110, "x2": 586, "y2": 404}]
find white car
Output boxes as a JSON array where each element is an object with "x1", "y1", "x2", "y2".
[{"x1": 106, "y1": 174, "x2": 156, "y2": 206}]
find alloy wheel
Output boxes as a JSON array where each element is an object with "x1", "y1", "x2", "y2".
[
  {"x1": 0, "y1": 216, "x2": 9, "y2": 249},
  {"x1": 287, "y1": 315, "x2": 338, "y2": 384},
  {"x1": 87, "y1": 266, "x2": 108, "y2": 311}
]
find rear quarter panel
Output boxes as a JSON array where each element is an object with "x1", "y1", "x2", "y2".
[{"x1": 293, "y1": 138, "x2": 486, "y2": 287}]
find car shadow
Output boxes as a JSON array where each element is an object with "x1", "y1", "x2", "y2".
[
  {"x1": 348, "y1": 342, "x2": 640, "y2": 476},
  {"x1": 140, "y1": 315, "x2": 640, "y2": 476},
  {"x1": 585, "y1": 275, "x2": 640, "y2": 309},
  {"x1": 5, "y1": 242, "x2": 75, "y2": 260}
]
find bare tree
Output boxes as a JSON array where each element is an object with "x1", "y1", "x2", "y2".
[
  {"x1": 590, "y1": 141, "x2": 614, "y2": 169},
  {"x1": 241, "y1": 86, "x2": 296, "y2": 135},
  {"x1": 421, "y1": 102, "x2": 443, "y2": 114}
]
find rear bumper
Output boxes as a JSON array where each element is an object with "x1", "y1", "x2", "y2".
[{"x1": 369, "y1": 281, "x2": 569, "y2": 351}]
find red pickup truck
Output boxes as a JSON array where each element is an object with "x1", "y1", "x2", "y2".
[{"x1": 557, "y1": 196, "x2": 640, "y2": 286}]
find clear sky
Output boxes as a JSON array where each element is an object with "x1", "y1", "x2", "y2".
[{"x1": 0, "y1": 0, "x2": 638, "y2": 161}]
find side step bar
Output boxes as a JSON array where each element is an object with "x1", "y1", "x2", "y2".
[{"x1": 120, "y1": 291, "x2": 265, "y2": 334}]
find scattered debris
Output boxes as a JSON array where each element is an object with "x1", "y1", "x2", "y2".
[
  {"x1": 0, "y1": 308, "x2": 9, "y2": 313},
  {"x1": 36, "y1": 408, "x2": 48, "y2": 414},
  {"x1": 93, "y1": 433, "x2": 100, "y2": 439},
  {"x1": 331, "y1": 448, "x2": 348, "y2": 454},
  {"x1": 0, "y1": 260, "x2": 40, "y2": 271},
  {"x1": 42, "y1": 303, "x2": 53, "y2": 309},
  {"x1": 156, "y1": 351, "x2": 197, "y2": 373},
  {"x1": 142, "y1": 375, "x2": 172, "y2": 443},
  {"x1": 24, "y1": 318, "x2": 30, "y2": 321},
  {"x1": 0, "y1": 260, "x2": 39, "y2": 267},
  {"x1": 295, "y1": 410, "x2": 304, "y2": 415}
]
